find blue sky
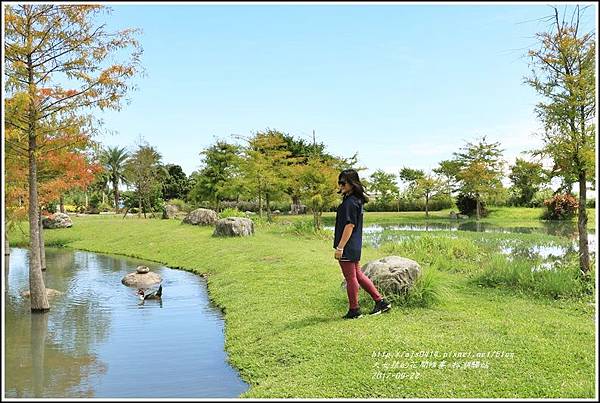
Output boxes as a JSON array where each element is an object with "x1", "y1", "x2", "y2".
[{"x1": 96, "y1": 2, "x2": 597, "y2": 185}]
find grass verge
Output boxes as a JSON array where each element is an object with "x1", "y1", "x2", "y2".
[{"x1": 7, "y1": 215, "x2": 596, "y2": 398}]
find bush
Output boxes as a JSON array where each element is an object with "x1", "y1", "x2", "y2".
[
  {"x1": 98, "y1": 202, "x2": 112, "y2": 212},
  {"x1": 382, "y1": 268, "x2": 448, "y2": 308},
  {"x1": 381, "y1": 235, "x2": 482, "y2": 273},
  {"x1": 218, "y1": 208, "x2": 246, "y2": 219},
  {"x1": 166, "y1": 198, "x2": 191, "y2": 213},
  {"x1": 363, "y1": 195, "x2": 454, "y2": 212},
  {"x1": 455, "y1": 193, "x2": 488, "y2": 217},
  {"x1": 586, "y1": 198, "x2": 596, "y2": 208},
  {"x1": 473, "y1": 253, "x2": 594, "y2": 300},
  {"x1": 542, "y1": 193, "x2": 578, "y2": 220},
  {"x1": 530, "y1": 188, "x2": 554, "y2": 208},
  {"x1": 288, "y1": 218, "x2": 332, "y2": 239},
  {"x1": 64, "y1": 204, "x2": 78, "y2": 213}
]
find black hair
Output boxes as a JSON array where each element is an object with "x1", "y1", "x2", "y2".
[{"x1": 338, "y1": 169, "x2": 369, "y2": 204}]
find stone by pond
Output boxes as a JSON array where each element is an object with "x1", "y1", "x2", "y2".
[
  {"x1": 182, "y1": 208, "x2": 218, "y2": 226},
  {"x1": 42, "y1": 212, "x2": 73, "y2": 229},
  {"x1": 4, "y1": 247, "x2": 248, "y2": 398},
  {"x1": 120, "y1": 265, "x2": 162, "y2": 287},
  {"x1": 213, "y1": 217, "x2": 254, "y2": 237},
  {"x1": 342, "y1": 256, "x2": 421, "y2": 297}
]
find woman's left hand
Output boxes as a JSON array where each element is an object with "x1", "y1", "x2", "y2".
[{"x1": 334, "y1": 249, "x2": 343, "y2": 260}]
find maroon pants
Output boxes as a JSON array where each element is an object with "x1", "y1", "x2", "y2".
[{"x1": 339, "y1": 261, "x2": 382, "y2": 309}]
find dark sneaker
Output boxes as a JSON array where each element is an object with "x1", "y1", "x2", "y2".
[
  {"x1": 370, "y1": 299, "x2": 392, "y2": 315},
  {"x1": 342, "y1": 308, "x2": 363, "y2": 319}
]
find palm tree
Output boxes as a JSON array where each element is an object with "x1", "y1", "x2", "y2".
[{"x1": 101, "y1": 146, "x2": 129, "y2": 213}]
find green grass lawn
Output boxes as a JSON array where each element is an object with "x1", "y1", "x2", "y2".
[{"x1": 8, "y1": 213, "x2": 596, "y2": 398}]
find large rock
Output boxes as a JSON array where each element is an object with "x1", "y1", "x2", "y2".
[
  {"x1": 345, "y1": 256, "x2": 421, "y2": 296},
  {"x1": 213, "y1": 217, "x2": 254, "y2": 237},
  {"x1": 182, "y1": 208, "x2": 218, "y2": 226},
  {"x1": 42, "y1": 212, "x2": 73, "y2": 229},
  {"x1": 21, "y1": 288, "x2": 64, "y2": 299},
  {"x1": 121, "y1": 266, "x2": 162, "y2": 288},
  {"x1": 162, "y1": 204, "x2": 179, "y2": 219}
]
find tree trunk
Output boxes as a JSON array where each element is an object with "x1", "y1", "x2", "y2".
[
  {"x1": 30, "y1": 312, "x2": 49, "y2": 397},
  {"x1": 27, "y1": 103, "x2": 50, "y2": 312},
  {"x1": 137, "y1": 191, "x2": 142, "y2": 218},
  {"x1": 38, "y1": 208, "x2": 46, "y2": 271},
  {"x1": 266, "y1": 192, "x2": 272, "y2": 222},
  {"x1": 475, "y1": 196, "x2": 481, "y2": 221},
  {"x1": 113, "y1": 177, "x2": 119, "y2": 213},
  {"x1": 59, "y1": 195, "x2": 65, "y2": 213},
  {"x1": 577, "y1": 171, "x2": 590, "y2": 277},
  {"x1": 291, "y1": 195, "x2": 301, "y2": 215},
  {"x1": 313, "y1": 203, "x2": 322, "y2": 230},
  {"x1": 425, "y1": 194, "x2": 430, "y2": 217},
  {"x1": 4, "y1": 228, "x2": 9, "y2": 289}
]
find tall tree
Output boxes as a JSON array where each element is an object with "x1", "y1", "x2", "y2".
[
  {"x1": 524, "y1": 5, "x2": 595, "y2": 277},
  {"x1": 508, "y1": 158, "x2": 548, "y2": 206},
  {"x1": 452, "y1": 136, "x2": 506, "y2": 220},
  {"x1": 298, "y1": 155, "x2": 340, "y2": 230},
  {"x1": 161, "y1": 164, "x2": 190, "y2": 201},
  {"x1": 4, "y1": 4, "x2": 142, "y2": 311},
  {"x1": 369, "y1": 170, "x2": 399, "y2": 208},
  {"x1": 189, "y1": 140, "x2": 241, "y2": 212},
  {"x1": 240, "y1": 130, "x2": 293, "y2": 221},
  {"x1": 280, "y1": 131, "x2": 330, "y2": 213},
  {"x1": 101, "y1": 146, "x2": 129, "y2": 213},
  {"x1": 399, "y1": 167, "x2": 444, "y2": 216},
  {"x1": 124, "y1": 143, "x2": 164, "y2": 218}
]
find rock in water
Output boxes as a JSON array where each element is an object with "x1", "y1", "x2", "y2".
[
  {"x1": 21, "y1": 288, "x2": 64, "y2": 298},
  {"x1": 213, "y1": 217, "x2": 254, "y2": 237},
  {"x1": 122, "y1": 267, "x2": 162, "y2": 287},
  {"x1": 182, "y1": 208, "x2": 218, "y2": 226}
]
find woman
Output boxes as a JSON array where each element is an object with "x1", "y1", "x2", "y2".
[{"x1": 334, "y1": 169, "x2": 391, "y2": 319}]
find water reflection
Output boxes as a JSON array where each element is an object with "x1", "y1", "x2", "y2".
[
  {"x1": 325, "y1": 222, "x2": 596, "y2": 253},
  {"x1": 4, "y1": 248, "x2": 248, "y2": 398}
]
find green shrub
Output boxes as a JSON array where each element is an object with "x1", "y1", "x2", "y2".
[
  {"x1": 98, "y1": 202, "x2": 112, "y2": 212},
  {"x1": 378, "y1": 267, "x2": 448, "y2": 308},
  {"x1": 288, "y1": 218, "x2": 332, "y2": 239},
  {"x1": 380, "y1": 235, "x2": 481, "y2": 273},
  {"x1": 542, "y1": 193, "x2": 578, "y2": 220},
  {"x1": 456, "y1": 193, "x2": 488, "y2": 217},
  {"x1": 473, "y1": 253, "x2": 595, "y2": 299},
  {"x1": 219, "y1": 208, "x2": 246, "y2": 219},
  {"x1": 167, "y1": 198, "x2": 191, "y2": 213},
  {"x1": 530, "y1": 188, "x2": 554, "y2": 208}
]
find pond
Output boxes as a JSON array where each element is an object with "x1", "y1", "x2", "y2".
[
  {"x1": 325, "y1": 222, "x2": 597, "y2": 252},
  {"x1": 3, "y1": 247, "x2": 249, "y2": 398}
]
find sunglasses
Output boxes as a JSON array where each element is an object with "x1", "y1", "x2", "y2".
[{"x1": 338, "y1": 181, "x2": 347, "y2": 186}]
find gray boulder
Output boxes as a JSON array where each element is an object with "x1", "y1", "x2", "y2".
[
  {"x1": 21, "y1": 288, "x2": 64, "y2": 299},
  {"x1": 121, "y1": 266, "x2": 162, "y2": 288},
  {"x1": 213, "y1": 217, "x2": 254, "y2": 237},
  {"x1": 42, "y1": 212, "x2": 73, "y2": 229},
  {"x1": 182, "y1": 208, "x2": 218, "y2": 226},
  {"x1": 343, "y1": 256, "x2": 421, "y2": 296},
  {"x1": 162, "y1": 204, "x2": 179, "y2": 219}
]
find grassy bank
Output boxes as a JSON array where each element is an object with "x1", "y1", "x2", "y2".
[
  {"x1": 299, "y1": 207, "x2": 597, "y2": 229},
  {"x1": 8, "y1": 215, "x2": 596, "y2": 398}
]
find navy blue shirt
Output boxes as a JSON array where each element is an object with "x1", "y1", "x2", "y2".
[{"x1": 334, "y1": 194, "x2": 364, "y2": 262}]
